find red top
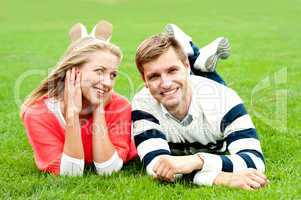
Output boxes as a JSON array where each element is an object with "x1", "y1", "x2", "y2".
[{"x1": 21, "y1": 92, "x2": 137, "y2": 175}]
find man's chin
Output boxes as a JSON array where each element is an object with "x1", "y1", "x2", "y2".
[{"x1": 162, "y1": 100, "x2": 180, "y2": 111}]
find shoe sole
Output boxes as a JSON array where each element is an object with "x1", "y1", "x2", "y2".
[
  {"x1": 205, "y1": 37, "x2": 230, "y2": 71},
  {"x1": 164, "y1": 24, "x2": 193, "y2": 55},
  {"x1": 164, "y1": 24, "x2": 176, "y2": 37}
]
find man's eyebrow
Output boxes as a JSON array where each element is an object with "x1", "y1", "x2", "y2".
[
  {"x1": 146, "y1": 72, "x2": 159, "y2": 78},
  {"x1": 167, "y1": 65, "x2": 179, "y2": 69}
]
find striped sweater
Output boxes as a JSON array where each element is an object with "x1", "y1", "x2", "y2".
[{"x1": 132, "y1": 75, "x2": 265, "y2": 186}]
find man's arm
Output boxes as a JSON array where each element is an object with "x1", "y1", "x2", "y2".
[
  {"x1": 192, "y1": 88, "x2": 267, "y2": 188},
  {"x1": 132, "y1": 104, "x2": 173, "y2": 175},
  {"x1": 148, "y1": 88, "x2": 267, "y2": 188}
]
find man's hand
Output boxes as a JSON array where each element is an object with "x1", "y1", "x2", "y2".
[
  {"x1": 213, "y1": 169, "x2": 268, "y2": 190},
  {"x1": 153, "y1": 154, "x2": 203, "y2": 182}
]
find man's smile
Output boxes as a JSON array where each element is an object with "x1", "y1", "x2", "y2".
[{"x1": 160, "y1": 87, "x2": 180, "y2": 96}]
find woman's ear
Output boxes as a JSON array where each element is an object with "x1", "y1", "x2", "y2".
[
  {"x1": 91, "y1": 20, "x2": 113, "y2": 42},
  {"x1": 69, "y1": 23, "x2": 88, "y2": 43}
]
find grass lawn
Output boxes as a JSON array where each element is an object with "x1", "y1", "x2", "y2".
[{"x1": 0, "y1": 0, "x2": 300, "y2": 199}]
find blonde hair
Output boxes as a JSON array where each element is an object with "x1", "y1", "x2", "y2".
[
  {"x1": 135, "y1": 33, "x2": 187, "y2": 79},
  {"x1": 21, "y1": 36, "x2": 122, "y2": 116}
]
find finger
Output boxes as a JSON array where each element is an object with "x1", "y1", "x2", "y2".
[
  {"x1": 70, "y1": 68, "x2": 76, "y2": 85},
  {"x1": 250, "y1": 174, "x2": 267, "y2": 186},
  {"x1": 75, "y1": 71, "x2": 81, "y2": 90},
  {"x1": 246, "y1": 177, "x2": 261, "y2": 189},
  {"x1": 165, "y1": 170, "x2": 176, "y2": 182},
  {"x1": 155, "y1": 163, "x2": 165, "y2": 178},
  {"x1": 160, "y1": 167, "x2": 171, "y2": 181},
  {"x1": 64, "y1": 70, "x2": 70, "y2": 98},
  {"x1": 65, "y1": 70, "x2": 70, "y2": 87},
  {"x1": 254, "y1": 170, "x2": 267, "y2": 181},
  {"x1": 153, "y1": 160, "x2": 161, "y2": 174},
  {"x1": 242, "y1": 184, "x2": 254, "y2": 191}
]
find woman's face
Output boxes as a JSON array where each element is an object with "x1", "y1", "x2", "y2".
[{"x1": 79, "y1": 50, "x2": 120, "y2": 106}]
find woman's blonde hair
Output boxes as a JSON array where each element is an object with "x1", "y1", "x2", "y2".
[{"x1": 20, "y1": 36, "x2": 122, "y2": 116}]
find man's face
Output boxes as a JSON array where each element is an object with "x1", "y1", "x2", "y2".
[{"x1": 143, "y1": 47, "x2": 190, "y2": 111}]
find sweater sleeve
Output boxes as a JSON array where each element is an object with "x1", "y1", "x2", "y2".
[
  {"x1": 131, "y1": 93, "x2": 171, "y2": 172},
  {"x1": 193, "y1": 89, "x2": 265, "y2": 186}
]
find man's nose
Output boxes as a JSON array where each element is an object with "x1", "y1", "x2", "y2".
[{"x1": 160, "y1": 75, "x2": 172, "y2": 89}]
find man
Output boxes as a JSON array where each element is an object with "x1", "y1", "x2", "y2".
[{"x1": 132, "y1": 24, "x2": 268, "y2": 190}]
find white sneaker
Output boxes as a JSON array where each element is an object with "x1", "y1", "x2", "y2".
[
  {"x1": 194, "y1": 37, "x2": 230, "y2": 72},
  {"x1": 164, "y1": 24, "x2": 194, "y2": 56},
  {"x1": 91, "y1": 20, "x2": 113, "y2": 42},
  {"x1": 69, "y1": 23, "x2": 88, "y2": 42}
]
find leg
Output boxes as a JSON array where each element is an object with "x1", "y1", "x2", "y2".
[
  {"x1": 164, "y1": 24, "x2": 229, "y2": 85},
  {"x1": 189, "y1": 42, "x2": 227, "y2": 86}
]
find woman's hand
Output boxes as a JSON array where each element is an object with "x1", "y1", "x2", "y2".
[
  {"x1": 64, "y1": 68, "x2": 82, "y2": 119},
  {"x1": 62, "y1": 68, "x2": 84, "y2": 160}
]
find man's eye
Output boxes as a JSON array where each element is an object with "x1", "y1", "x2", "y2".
[
  {"x1": 149, "y1": 75, "x2": 159, "y2": 81},
  {"x1": 169, "y1": 68, "x2": 177, "y2": 73}
]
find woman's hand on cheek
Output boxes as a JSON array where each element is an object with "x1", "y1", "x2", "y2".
[{"x1": 64, "y1": 68, "x2": 82, "y2": 119}]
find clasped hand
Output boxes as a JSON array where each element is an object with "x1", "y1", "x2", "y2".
[{"x1": 152, "y1": 155, "x2": 203, "y2": 182}]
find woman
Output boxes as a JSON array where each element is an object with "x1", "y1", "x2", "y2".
[{"x1": 20, "y1": 21, "x2": 137, "y2": 176}]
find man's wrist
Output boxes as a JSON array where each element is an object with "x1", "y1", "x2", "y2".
[
  {"x1": 194, "y1": 153, "x2": 204, "y2": 171},
  {"x1": 213, "y1": 172, "x2": 232, "y2": 186}
]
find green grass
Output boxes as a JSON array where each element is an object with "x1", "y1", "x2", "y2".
[{"x1": 1, "y1": 0, "x2": 300, "y2": 199}]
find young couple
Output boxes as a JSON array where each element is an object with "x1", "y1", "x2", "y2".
[{"x1": 21, "y1": 20, "x2": 268, "y2": 190}]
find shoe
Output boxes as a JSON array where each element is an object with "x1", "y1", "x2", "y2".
[
  {"x1": 164, "y1": 24, "x2": 194, "y2": 56},
  {"x1": 69, "y1": 23, "x2": 88, "y2": 42},
  {"x1": 194, "y1": 37, "x2": 230, "y2": 72},
  {"x1": 91, "y1": 20, "x2": 113, "y2": 42}
]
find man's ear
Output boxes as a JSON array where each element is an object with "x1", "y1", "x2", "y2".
[
  {"x1": 184, "y1": 57, "x2": 190, "y2": 69},
  {"x1": 144, "y1": 82, "x2": 148, "y2": 88},
  {"x1": 141, "y1": 74, "x2": 148, "y2": 88},
  {"x1": 69, "y1": 23, "x2": 88, "y2": 43},
  {"x1": 91, "y1": 20, "x2": 113, "y2": 42}
]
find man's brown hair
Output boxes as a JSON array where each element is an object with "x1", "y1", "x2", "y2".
[{"x1": 135, "y1": 33, "x2": 188, "y2": 79}]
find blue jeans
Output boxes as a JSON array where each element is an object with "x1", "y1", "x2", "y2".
[{"x1": 188, "y1": 42, "x2": 226, "y2": 86}]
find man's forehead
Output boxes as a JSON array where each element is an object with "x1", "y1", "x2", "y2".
[{"x1": 144, "y1": 49, "x2": 182, "y2": 71}]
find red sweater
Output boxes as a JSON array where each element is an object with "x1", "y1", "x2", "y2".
[{"x1": 22, "y1": 92, "x2": 137, "y2": 175}]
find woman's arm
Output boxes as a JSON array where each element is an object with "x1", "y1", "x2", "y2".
[
  {"x1": 60, "y1": 68, "x2": 84, "y2": 176},
  {"x1": 92, "y1": 105, "x2": 123, "y2": 175}
]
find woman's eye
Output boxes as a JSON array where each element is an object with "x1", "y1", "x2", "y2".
[{"x1": 110, "y1": 72, "x2": 118, "y2": 79}]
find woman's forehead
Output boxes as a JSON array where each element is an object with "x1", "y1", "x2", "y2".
[{"x1": 82, "y1": 51, "x2": 119, "y2": 70}]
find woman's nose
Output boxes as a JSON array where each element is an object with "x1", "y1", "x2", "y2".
[{"x1": 101, "y1": 74, "x2": 113, "y2": 88}]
